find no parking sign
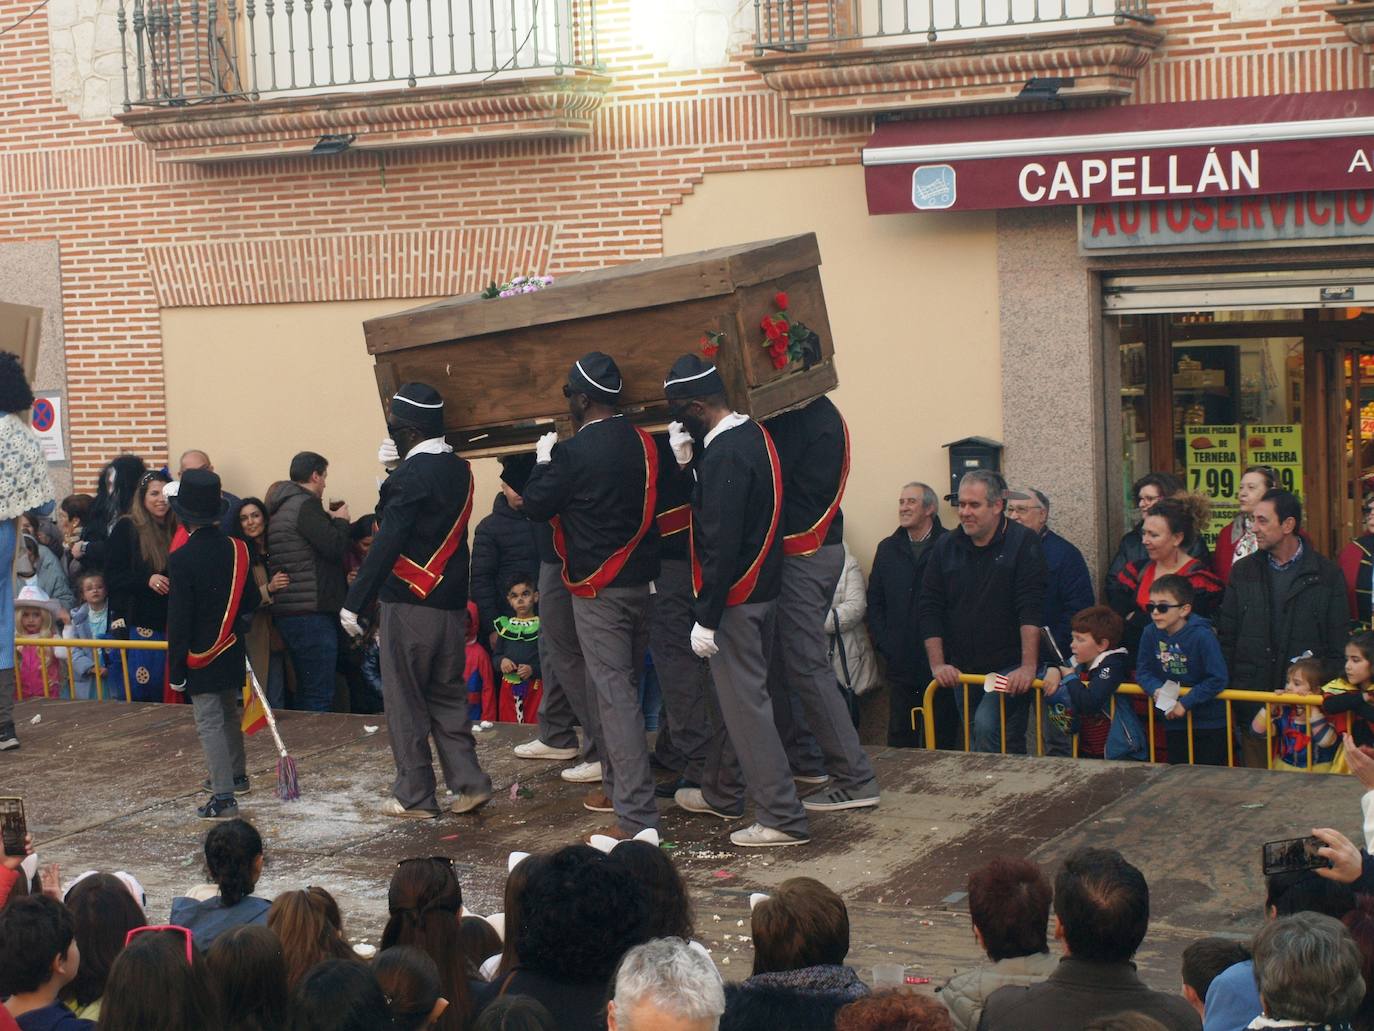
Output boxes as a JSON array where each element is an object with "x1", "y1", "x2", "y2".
[{"x1": 30, "y1": 394, "x2": 63, "y2": 462}]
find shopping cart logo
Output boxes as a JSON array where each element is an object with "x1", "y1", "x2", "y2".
[{"x1": 911, "y1": 164, "x2": 957, "y2": 210}]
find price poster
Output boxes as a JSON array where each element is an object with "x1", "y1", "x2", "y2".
[
  {"x1": 1243, "y1": 424, "x2": 1303, "y2": 498},
  {"x1": 1185, "y1": 424, "x2": 1242, "y2": 548}
]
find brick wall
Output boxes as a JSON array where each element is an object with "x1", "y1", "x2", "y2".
[{"x1": 0, "y1": 0, "x2": 1365, "y2": 486}]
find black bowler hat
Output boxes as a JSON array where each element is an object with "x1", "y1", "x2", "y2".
[
  {"x1": 663, "y1": 354, "x2": 724, "y2": 401},
  {"x1": 500, "y1": 453, "x2": 536, "y2": 494},
  {"x1": 566, "y1": 352, "x2": 623, "y2": 406},
  {"x1": 170, "y1": 468, "x2": 228, "y2": 526},
  {"x1": 390, "y1": 382, "x2": 446, "y2": 437}
]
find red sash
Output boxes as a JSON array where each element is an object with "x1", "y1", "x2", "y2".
[
  {"x1": 392, "y1": 476, "x2": 476, "y2": 600},
  {"x1": 656, "y1": 504, "x2": 691, "y2": 538},
  {"x1": 782, "y1": 413, "x2": 850, "y2": 558},
  {"x1": 188, "y1": 537, "x2": 250, "y2": 670},
  {"x1": 691, "y1": 424, "x2": 784, "y2": 607},
  {"x1": 552, "y1": 426, "x2": 660, "y2": 599}
]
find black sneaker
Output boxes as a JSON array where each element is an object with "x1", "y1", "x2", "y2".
[
  {"x1": 0, "y1": 723, "x2": 17, "y2": 751},
  {"x1": 197, "y1": 795, "x2": 239, "y2": 820},
  {"x1": 202, "y1": 775, "x2": 251, "y2": 794},
  {"x1": 655, "y1": 777, "x2": 699, "y2": 800}
]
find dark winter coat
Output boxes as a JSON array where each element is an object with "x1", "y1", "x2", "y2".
[
  {"x1": 978, "y1": 958, "x2": 1201, "y2": 1031},
  {"x1": 1038, "y1": 527, "x2": 1095, "y2": 661},
  {"x1": 919, "y1": 516, "x2": 1048, "y2": 673},
  {"x1": 266, "y1": 482, "x2": 350, "y2": 616},
  {"x1": 167, "y1": 526, "x2": 260, "y2": 696},
  {"x1": 1216, "y1": 543, "x2": 1349, "y2": 695},
  {"x1": 720, "y1": 965, "x2": 869, "y2": 1031},
  {"x1": 866, "y1": 519, "x2": 946, "y2": 683},
  {"x1": 104, "y1": 516, "x2": 170, "y2": 633},
  {"x1": 470, "y1": 492, "x2": 540, "y2": 642}
]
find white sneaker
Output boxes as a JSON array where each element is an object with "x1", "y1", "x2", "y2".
[
  {"x1": 381, "y1": 798, "x2": 438, "y2": 819},
  {"x1": 794, "y1": 773, "x2": 829, "y2": 785},
  {"x1": 513, "y1": 739, "x2": 580, "y2": 761},
  {"x1": 730, "y1": 823, "x2": 810, "y2": 848},
  {"x1": 561, "y1": 761, "x2": 603, "y2": 783}
]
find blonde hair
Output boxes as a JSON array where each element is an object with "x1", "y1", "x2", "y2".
[{"x1": 15, "y1": 604, "x2": 55, "y2": 637}]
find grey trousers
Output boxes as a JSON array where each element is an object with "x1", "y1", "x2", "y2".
[
  {"x1": 535, "y1": 562, "x2": 599, "y2": 763},
  {"x1": 571, "y1": 585, "x2": 658, "y2": 833},
  {"x1": 768, "y1": 545, "x2": 877, "y2": 792},
  {"x1": 649, "y1": 560, "x2": 713, "y2": 783},
  {"x1": 702, "y1": 601, "x2": 809, "y2": 838},
  {"x1": 0, "y1": 667, "x2": 12, "y2": 727},
  {"x1": 192, "y1": 688, "x2": 247, "y2": 798},
  {"x1": 380, "y1": 603, "x2": 492, "y2": 813}
]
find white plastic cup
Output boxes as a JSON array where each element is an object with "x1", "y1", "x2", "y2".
[{"x1": 873, "y1": 963, "x2": 905, "y2": 988}]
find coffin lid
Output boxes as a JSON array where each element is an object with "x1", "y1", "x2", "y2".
[{"x1": 363, "y1": 233, "x2": 821, "y2": 355}]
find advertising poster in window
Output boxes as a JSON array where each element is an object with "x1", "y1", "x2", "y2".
[
  {"x1": 1243, "y1": 424, "x2": 1303, "y2": 498},
  {"x1": 1185, "y1": 424, "x2": 1241, "y2": 550}
]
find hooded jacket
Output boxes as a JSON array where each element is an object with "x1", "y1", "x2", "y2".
[
  {"x1": 470, "y1": 492, "x2": 540, "y2": 643},
  {"x1": 1136, "y1": 613, "x2": 1229, "y2": 729},
  {"x1": 266, "y1": 482, "x2": 349, "y2": 616}
]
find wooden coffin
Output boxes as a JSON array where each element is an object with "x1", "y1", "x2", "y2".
[{"x1": 362, "y1": 234, "x2": 838, "y2": 455}]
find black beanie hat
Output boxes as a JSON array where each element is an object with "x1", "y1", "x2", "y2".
[
  {"x1": 663, "y1": 354, "x2": 724, "y2": 401},
  {"x1": 500, "y1": 453, "x2": 536, "y2": 494},
  {"x1": 390, "y1": 382, "x2": 445, "y2": 437},
  {"x1": 566, "y1": 352, "x2": 623, "y2": 406}
]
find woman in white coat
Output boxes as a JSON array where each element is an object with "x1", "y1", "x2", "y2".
[{"x1": 826, "y1": 545, "x2": 879, "y2": 699}]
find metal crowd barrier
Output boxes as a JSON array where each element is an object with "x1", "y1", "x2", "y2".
[
  {"x1": 917, "y1": 673, "x2": 1333, "y2": 772},
  {"x1": 12, "y1": 636, "x2": 249, "y2": 704}
]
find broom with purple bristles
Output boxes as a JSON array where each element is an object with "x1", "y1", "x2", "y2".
[{"x1": 245, "y1": 658, "x2": 300, "y2": 800}]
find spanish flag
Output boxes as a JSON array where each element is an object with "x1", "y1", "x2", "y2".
[{"x1": 242, "y1": 679, "x2": 268, "y2": 736}]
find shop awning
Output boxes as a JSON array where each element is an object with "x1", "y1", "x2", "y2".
[{"x1": 864, "y1": 90, "x2": 1374, "y2": 214}]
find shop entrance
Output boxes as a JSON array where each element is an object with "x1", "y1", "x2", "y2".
[{"x1": 1104, "y1": 268, "x2": 1374, "y2": 558}]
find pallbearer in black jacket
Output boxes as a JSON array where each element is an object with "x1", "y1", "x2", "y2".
[
  {"x1": 663, "y1": 354, "x2": 809, "y2": 848},
  {"x1": 521, "y1": 352, "x2": 662, "y2": 840},
  {"x1": 167, "y1": 468, "x2": 262, "y2": 821},
  {"x1": 340, "y1": 382, "x2": 493, "y2": 819},
  {"x1": 763, "y1": 397, "x2": 880, "y2": 812}
]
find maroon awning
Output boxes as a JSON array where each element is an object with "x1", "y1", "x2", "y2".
[{"x1": 863, "y1": 91, "x2": 1374, "y2": 214}]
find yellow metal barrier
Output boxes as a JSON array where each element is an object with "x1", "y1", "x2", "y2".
[
  {"x1": 12, "y1": 636, "x2": 250, "y2": 705},
  {"x1": 916, "y1": 674, "x2": 1334, "y2": 772}
]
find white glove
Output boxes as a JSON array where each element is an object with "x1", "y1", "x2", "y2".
[
  {"x1": 690, "y1": 622, "x2": 718, "y2": 658},
  {"x1": 667, "y1": 421, "x2": 694, "y2": 466},
  {"x1": 339, "y1": 608, "x2": 364, "y2": 639},
  {"x1": 162, "y1": 479, "x2": 179, "y2": 498},
  {"x1": 378, "y1": 436, "x2": 401, "y2": 470},
  {"x1": 535, "y1": 431, "x2": 558, "y2": 464}
]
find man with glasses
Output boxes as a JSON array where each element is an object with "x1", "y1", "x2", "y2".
[
  {"x1": 1217, "y1": 489, "x2": 1349, "y2": 769},
  {"x1": 920, "y1": 470, "x2": 1048, "y2": 755}
]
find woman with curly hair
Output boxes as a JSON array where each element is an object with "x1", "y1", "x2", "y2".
[
  {"x1": 0, "y1": 352, "x2": 54, "y2": 750},
  {"x1": 473, "y1": 845, "x2": 648, "y2": 1031},
  {"x1": 837, "y1": 991, "x2": 954, "y2": 1031}
]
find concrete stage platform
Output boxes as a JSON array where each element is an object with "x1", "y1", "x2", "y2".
[{"x1": 4, "y1": 698, "x2": 1368, "y2": 988}]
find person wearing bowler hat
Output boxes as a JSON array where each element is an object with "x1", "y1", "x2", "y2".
[
  {"x1": 167, "y1": 467, "x2": 261, "y2": 820},
  {"x1": 340, "y1": 382, "x2": 493, "y2": 819},
  {"x1": 520, "y1": 352, "x2": 661, "y2": 841},
  {"x1": 662, "y1": 353, "x2": 809, "y2": 848}
]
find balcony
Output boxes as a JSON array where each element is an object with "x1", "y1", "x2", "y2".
[
  {"x1": 746, "y1": 0, "x2": 1164, "y2": 117},
  {"x1": 114, "y1": 0, "x2": 609, "y2": 162}
]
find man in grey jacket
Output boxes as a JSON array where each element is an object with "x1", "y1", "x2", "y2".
[{"x1": 267, "y1": 451, "x2": 350, "y2": 712}]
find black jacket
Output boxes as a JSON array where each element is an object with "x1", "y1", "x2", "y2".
[
  {"x1": 720, "y1": 967, "x2": 869, "y2": 1031},
  {"x1": 764, "y1": 395, "x2": 847, "y2": 553},
  {"x1": 470, "y1": 493, "x2": 540, "y2": 641},
  {"x1": 522, "y1": 416, "x2": 660, "y2": 590},
  {"x1": 1216, "y1": 544, "x2": 1349, "y2": 694},
  {"x1": 470, "y1": 970, "x2": 608, "y2": 1031},
  {"x1": 691, "y1": 418, "x2": 783, "y2": 628},
  {"x1": 167, "y1": 527, "x2": 261, "y2": 695},
  {"x1": 654, "y1": 433, "x2": 693, "y2": 563},
  {"x1": 266, "y1": 483, "x2": 350, "y2": 615},
  {"x1": 866, "y1": 519, "x2": 947, "y2": 681},
  {"x1": 920, "y1": 516, "x2": 1049, "y2": 673},
  {"x1": 105, "y1": 516, "x2": 170, "y2": 633},
  {"x1": 344, "y1": 450, "x2": 474, "y2": 613}
]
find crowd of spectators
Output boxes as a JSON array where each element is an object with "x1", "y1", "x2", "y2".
[{"x1": 6, "y1": 767, "x2": 1374, "y2": 1031}]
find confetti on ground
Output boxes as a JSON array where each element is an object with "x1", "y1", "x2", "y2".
[
  {"x1": 712, "y1": 914, "x2": 721, "y2": 922},
  {"x1": 918, "y1": 920, "x2": 934, "y2": 926},
  {"x1": 509, "y1": 782, "x2": 521, "y2": 800},
  {"x1": 712, "y1": 870, "x2": 735, "y2": 881},
  {"x1": 29, "y1": 714, "x2": 40, "y2": 724},
  {"x1": 1240, "y1": 803, "x2": 1265, "y2": 809},
  {"x1": 440, "y1": 834, "x2": 459, "y2": 841},
  {"x1": 363, "y1": 725, "x2": 379, "y2": 734},
  {"x1": 517, "y1": 785, "x2": 534, "y2": 799},
  {"x1": 905, "y1": 976, "x2": 930, "y2": 985}
]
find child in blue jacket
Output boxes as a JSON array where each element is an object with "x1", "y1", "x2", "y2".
[{"x1": 1136, "y1": 573, "x2": 1229, "y2": 766}]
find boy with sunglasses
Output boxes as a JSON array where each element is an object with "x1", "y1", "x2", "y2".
[{"x1": 1136, "y1": 574, "x2": 1230, "y2": 766}]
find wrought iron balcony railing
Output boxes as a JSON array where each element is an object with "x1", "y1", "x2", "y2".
[
  {"x1": 117, "y1": 0, "x2": 599, "y2": 107},
  {"x1": 753, "y1": 0, "x2": 1153, "y2": 49}
]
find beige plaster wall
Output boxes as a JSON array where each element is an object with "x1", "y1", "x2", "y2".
[
  {"x1": 662, "y1": 164, "x2": 1002, "y2": 571},
  {"x1": 161, "y1": 300, "x2": 506, "y2": 522}
]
